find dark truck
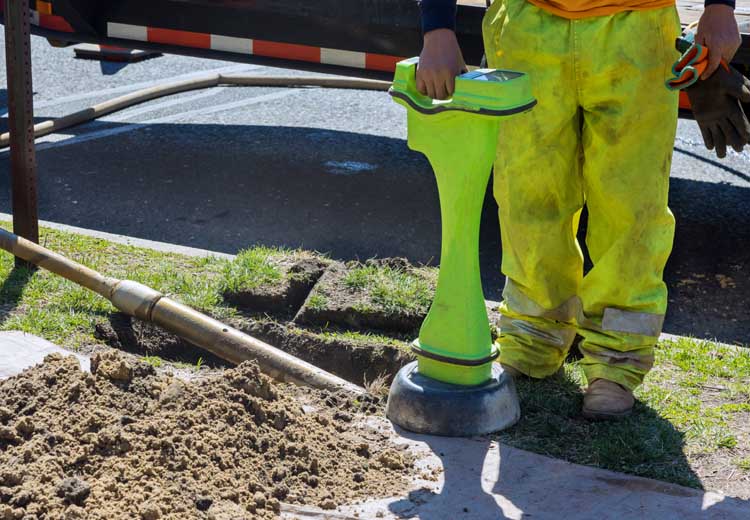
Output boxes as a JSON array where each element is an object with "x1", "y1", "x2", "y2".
[{"x1": 2, "y1": 0, "x2": 748, "y2": 78}]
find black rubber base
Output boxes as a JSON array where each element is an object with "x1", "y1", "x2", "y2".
[{"x1": 385, "y1": 361, "x2": 520, "y2": 437}]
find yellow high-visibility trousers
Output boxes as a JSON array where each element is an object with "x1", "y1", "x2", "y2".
[{"x1": 483, "y1": 0, "x2": 680, "y2": 389}]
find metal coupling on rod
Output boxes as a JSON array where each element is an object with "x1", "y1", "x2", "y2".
[{"x1": 109, "y1": 280, "x2": 163, "y2": 321}]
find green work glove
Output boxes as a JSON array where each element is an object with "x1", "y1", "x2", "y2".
[{"x1": 686, "y1": 66, "x2": 750, "y2": 158}]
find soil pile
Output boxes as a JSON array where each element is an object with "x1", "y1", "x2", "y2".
[{"x1": 0, "y1": 351, "x2": 411, "y2": 519}]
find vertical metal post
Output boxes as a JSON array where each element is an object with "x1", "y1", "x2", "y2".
[{"x1": 4, "y1": 0, "x2": 40, "y2": 267}]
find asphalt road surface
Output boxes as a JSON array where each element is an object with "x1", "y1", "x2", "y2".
[{"x1": 1, "y1": 34, "x2": 749, "y2": 345}]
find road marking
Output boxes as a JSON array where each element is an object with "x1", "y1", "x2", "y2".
[
  {"x1": 324, "y1": 161, "x2": 377, "y2": 175},
  {"x1": 0, "y1": 89, "x2": 305, "y2": 155}
]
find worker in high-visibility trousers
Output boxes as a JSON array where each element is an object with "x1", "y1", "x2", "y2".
[{"x1": 416, "y1": 0, "x2": 744, "y2": 419}]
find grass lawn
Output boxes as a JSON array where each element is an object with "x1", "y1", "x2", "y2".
[
  {"x1": 0, "y1": 223, "x2": 235, "y2": 349},
  {"x1": 343, "y1": 264, "x2": 435, "y2": 315},
  {"x1": 495, "y1": 337, "x2": 750, "y2": 497},
  {"x1": 0, "y1": 222, "x2": 748, "y2": 496},
  {"x1": 219, "y1": 246, "x2": 285, "y2": 293}
]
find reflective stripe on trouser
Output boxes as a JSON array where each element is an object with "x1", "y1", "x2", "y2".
[{"x1": 482, "y1": 0, "x2": 679, "y2": 389}]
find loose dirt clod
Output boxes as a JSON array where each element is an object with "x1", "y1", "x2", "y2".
[
  {"x1": 57, "y1": 477, "x2": 91, "y2": 506},
  {"x1": 0, "y1": 351, "x2": 411, "y2": 518}
]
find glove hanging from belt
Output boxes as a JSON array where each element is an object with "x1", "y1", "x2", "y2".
[
  {"x1": 686, "y1": 65, "x2": 750, "y2": 158},
  {"x1": 667, "y1": 36, "x2": 750, "y2": 159}
]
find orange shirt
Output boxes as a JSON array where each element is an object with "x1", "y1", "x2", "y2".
[{"x1": 525, "y1": 0, "x2": 675, "y2": 18}]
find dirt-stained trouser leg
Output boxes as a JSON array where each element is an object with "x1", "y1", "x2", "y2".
[
  {"x1": 483, "y1": 0, "x2": 680, "y2": 387},
  {"x1": 575, "y1": 7, "x2": 680, "y2": 390}
]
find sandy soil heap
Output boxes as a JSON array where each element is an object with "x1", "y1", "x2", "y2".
[{"x1": 0, "y1": 351, "x2": 411, "y2": 519}]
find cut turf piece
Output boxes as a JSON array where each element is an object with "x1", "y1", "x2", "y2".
[
  {"x1": 294, "y1": 259, "x2": 437, "y2": 334},
  {"x1": 221, "y1": 248, "x2": 329, "y2": 316}
]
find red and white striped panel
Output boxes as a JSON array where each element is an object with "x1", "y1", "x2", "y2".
[
  {"x1": 27, "y1": 1, "x2": 75, "y2": 33},
  {"x1": 107, "y1": 22, "x2": 404, "y2": 73}
]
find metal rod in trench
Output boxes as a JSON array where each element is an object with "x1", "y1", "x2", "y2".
[
  {"x1": 0, "y1": 227, "x2": 364, "y2": 396},
  {"x1": 4, "y1": 0, "x2": 40, "y2": 266}
]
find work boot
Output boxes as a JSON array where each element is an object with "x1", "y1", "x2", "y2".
[{"x1": 582, "y1": 379, "x2": 635, "y2": 421}]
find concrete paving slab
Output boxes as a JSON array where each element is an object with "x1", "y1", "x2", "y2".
[
  {"x1": 282, "y1": 417, "x2": 750, "y2": 520},
  {"x1": 0, "y1": 330, "x2": 89, "y2": 379}
]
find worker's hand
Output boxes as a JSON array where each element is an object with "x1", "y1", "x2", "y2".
[
  {"x1": 416, "y1": 29, "x2": 467, "y2": 100},
  {"x1": 696, "y1": 4, "x2": 742, "y2": 79}
]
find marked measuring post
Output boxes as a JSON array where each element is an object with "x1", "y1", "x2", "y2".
[{"x1": 4, "y1": 0, "x2": 40, "y2": 267}]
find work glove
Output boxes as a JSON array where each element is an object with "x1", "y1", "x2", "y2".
[{"x1": 686, "y1": 65, "x2": 750, "y2": 158}]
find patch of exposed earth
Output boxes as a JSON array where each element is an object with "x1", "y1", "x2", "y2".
[
  {"x1": 692, "y1": 412, "x2": 750, "y2": 499},
  {"x1": 94, "y1": 313, "x2": 413, "y2": 387},
  {"x1": 0, "y1": 351, "x2": 412, "y2": 519}
]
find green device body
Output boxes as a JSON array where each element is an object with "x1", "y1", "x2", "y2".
[{"x1": 390, "y1": 58, "x2": 536, "y2": 386}]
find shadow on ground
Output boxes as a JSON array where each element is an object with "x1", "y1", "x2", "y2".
[
  {"x1": 0, "y1": 114, "x2": 52, "y2": 135},
  {"x1": 496, "y1": 372, "x2": 699, "y2": 488},
  {"x1": 385, "y1": 430, "x2": 743, "y2": 519},
  {"x1": 0, "y1": 264, "x2": 35, "y2": 322},
  {"x1": 384, "y1": 372, "x2": 728, "y2": 519},
  {"x1": 100, "y1": 61, "x2": 129, "y2": 76},
  {"x1": 0, "y1": 122, "x2": 747, "y2": 343}
]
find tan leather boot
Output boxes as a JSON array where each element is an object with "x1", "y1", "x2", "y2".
[{"x1": 582, "y1": 379, "x2": 635, "y2": 420}]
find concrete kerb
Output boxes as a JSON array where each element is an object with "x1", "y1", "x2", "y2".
[
  {"x1": 0, "y1": 213, "x2": 234, "y2": 260},
  {"x1": 659, "y1": 332, "x2": 748, "y2": 351},
  {"x1": 0, "y1": 331, "x2": 90, "y2": 380}
]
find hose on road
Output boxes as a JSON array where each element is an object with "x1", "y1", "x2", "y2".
[{"x1": 0, "y1": 73, "x2": 392, "y2": 148}]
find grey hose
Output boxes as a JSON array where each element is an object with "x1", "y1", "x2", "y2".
[{"x1": 0, "y1": 74, "x2": 391, "y2": 148}]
